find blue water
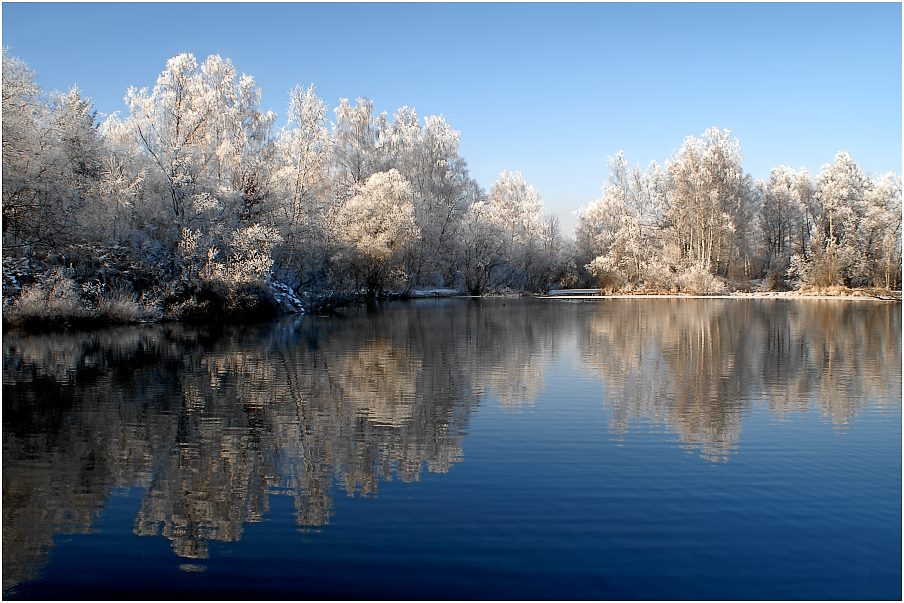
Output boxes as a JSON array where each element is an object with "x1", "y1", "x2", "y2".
[{"x1": 3, "y1": 299, "x2": 901, "y2": 599}]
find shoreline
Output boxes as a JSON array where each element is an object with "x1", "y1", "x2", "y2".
[
  {"x1": 539, "y1": 291, "x2": 902, "y2": 302},
  {"x1": 5, "y1": 289, "x2": 900, "y2": 334}
]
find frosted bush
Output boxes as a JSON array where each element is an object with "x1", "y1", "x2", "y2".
[
  {"x1": 94, "y1": 286, "x2": 162, "y2": 323},
  {"x1": 5, "y1": 268, "x2": 86, "y2": 326},
  {"x1": 585, "y1": 255, "x2": 625, "y2": 292},
  {"x1": 677, "y1": 265, "x2": 727, "y2": 295},
  {"x1": 228, "y1": 224, "x2": 282, "y2": 283},
  {"x1": 639, "y1": 261, "x2": 678, "y2": 293}
]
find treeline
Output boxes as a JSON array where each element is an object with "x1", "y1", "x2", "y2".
[
  {"x1": 2, "y1": 51, "x2": 566, "y2": 324},
  {"x1": 2, "y1": 52, "x2": 901, "y2": 325},
  {"x1": 576, "y1": 131, "x2": 902, "y2": 294}
]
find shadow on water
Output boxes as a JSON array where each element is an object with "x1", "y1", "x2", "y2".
[{"x1": 2, "y1": 298, "x2": 901, "y2": 595}]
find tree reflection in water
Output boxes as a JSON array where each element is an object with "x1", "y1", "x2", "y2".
[{"x1": 3, "y1": 299, "x2": 900, "y2": 591}]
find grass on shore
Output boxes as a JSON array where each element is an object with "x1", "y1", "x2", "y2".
[{"x1": 3, "y1": 269, "x2": 161, "y2": 331}]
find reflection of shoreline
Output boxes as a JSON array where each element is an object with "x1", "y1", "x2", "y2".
[
  {"x1": 1, "y1": 301, "x2": 566, "y2": 588},
  {"x1": 2, "y1": 300, "x2": 900, "y2": 592},
  {"x1": 578, "y1": 299, "x2": 901, "y2": 461}
]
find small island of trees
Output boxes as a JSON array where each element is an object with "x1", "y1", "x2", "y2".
[{"x1": 2, "y1": 52, "x2": 901, "y2": 328}]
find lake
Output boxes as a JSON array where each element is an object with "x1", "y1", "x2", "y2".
[{"x1": 2, "y1": 298, "x2": 901, "y2": 599}]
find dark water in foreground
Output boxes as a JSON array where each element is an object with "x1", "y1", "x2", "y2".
[{"x1": 3, "y1": 299, "x2": 901, "y2": 600}]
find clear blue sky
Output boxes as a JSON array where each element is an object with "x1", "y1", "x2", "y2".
[{"x1": 3, "y1": 2, "x2": 901, "y2": 233}]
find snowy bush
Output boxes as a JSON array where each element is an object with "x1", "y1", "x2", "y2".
[
  {"x1": 4, "y1": 268, "x2": 87, "y2": 327},
  {"x1": 677, "y1": 264, "x2": 727, "y2": 295},
  {"x1": 94, "y1": 286, "x2": 161, "y2": 323},
  {"x1": 585, "y1": 255, "x2": 625, "y2": 292}
]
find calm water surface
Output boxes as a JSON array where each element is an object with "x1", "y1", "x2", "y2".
[{"x1": 3, "y1": 299, "x2": 901, "y2": 599}]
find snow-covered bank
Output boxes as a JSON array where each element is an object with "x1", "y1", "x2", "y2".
[{"x1": 406, "y1": 288, "x2": 462, "y2": 298}]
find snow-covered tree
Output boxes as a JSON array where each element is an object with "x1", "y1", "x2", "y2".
[
  {"x1": 459, "y1": 197, "x2": 506, "y2": 295},
  {"x1": 790, "y1": 152, "x2": 873, "y2": 288},
  {"x1": 457, "y1": 171, "x2": 564, "y2": 293},
  {"x1": 861, "y1": 173, "x2": 903, "y2": 288},
  {"x1": 485, "y1": 171, "x2": 543, "y2": 287},
  {"x1": 485, "y1": 170, "x2": 542, "y2": 248},
  {"x1": 273, "y1": 85, "x2": 330, "y2": 229},
  {"x1": 331, "y1": 98, "x2": 389, "y2": 197},
  {"x1": 2, "y1": 51, "x2": 113, "y2": 253},
  {"x1": 5, "y1": 50, "x2": 903, "y2": 323},
  {"x1": 124, "y1": 53, "x2": 274, "y2": 230},
  {"x1": 816, "y1": 152, "x2": 868, "y2": 246},
  {"x1": 759, "y1": 166, "x2": 812, "y2": 285},
  {"x1": 268, "y1": 85, "x2": 332, "y2": 289},
  {"x1": 666, "y1": 128, "x2": 755, "y2": 278},
  {"x1": 386, "y1": 109, "x2": 476, "y2": 285},
  {"x1": 331, "y1": 169, "x2": 419, "y2": 298},
  {"x1": 2, "y1": 52, "x2": 56, "y2": 249},
  {"x1": 577, "y1": 154, "x2": 670, "y2": 290},
  {"x1": 526, "y1": 214, "x2": 569, "y2": 292}
]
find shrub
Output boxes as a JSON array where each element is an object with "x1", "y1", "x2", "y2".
[
  {"x1": 677, "y1": 264, "x2": 727, "y2": 295},
  {"x1": 94, "y1": 286, "x2": 162, "y2": 323},
  {"x1": 756, "y1": 269, "x2": 790, "y2": 292},
  {"x1": 165, "y1": 279, "x2": 277, "y2": 322},
  {"x1": 585, "y1": 256, "x2": 625, "y2": 293},
  {"x1": 4, "y1": 268, "x2": 88, "y2": 329},
  {"x1": 639, "y1": 261, "x2": 679, "y2": 293}
]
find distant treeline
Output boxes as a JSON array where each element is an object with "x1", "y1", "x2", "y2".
[
  {"x1": 2, "y1": 52, "x2": 900, "y2": 325},
  {"x1": 576, "y1": 136, "x2": 901, "y2": 295}
]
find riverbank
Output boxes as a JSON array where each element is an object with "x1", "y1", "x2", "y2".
[
  {"x1": 5, "y1": 285, "x2": 899, "y2": 334},
  {"x1": 541, "y1": 290, "x2": 902, "y2": 302}
]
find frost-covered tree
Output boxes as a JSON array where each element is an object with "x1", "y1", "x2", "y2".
[
  {"x1": 331, "y1": 98, "x2": 389, "y2": 197},
  {"x1": 91, "y1": 114, "x2": 148, "y2": 242},
  {"x1": 2, "y1": 54, "x2": 112, "y2": 253},
  {"x1": 269, "y1": 85, "x2": 332, "y2": 289},
  {"x1": 816, "y1": 152, "x2": 868, "y2": 247},
  {"x1": 48, "y1": 88, "x2": 103, "y2": 183},
  {"x1": 861, "y1": 173, "x2": 902, "y2": 288},
  {"x1": 273, "y1": 85, "x2": 330, "y2": 229},
  {"x1": 386, "y1": 108, "x2": 476, "y2": 285},
  {"x1": 125, "y1": 53, "x2": 212, "y2": 221},
  {"x1": 6, "y1": 50, "x2": 903, "y2": 324},
  {"x1": 459, "y1": 197, "x2": 506, "y2": 295},
  {"x1": 186, "y1": 223, "x2": 282, "y2": 286},
  {"x1": 577, "y1": 175, "x2": 632, "y2": 288},
  {"x1": 112, "y1": 54, "x2": 283, "y2": 306},
  {"x1": 485, "y1": 171, "x2": 542, "y2": 249},
  {"x1": 331, "y1": 169, "x2": 419, "y2": 298},
  {"x1": 1, "y1": 52, "x2": 73, "y2": 250},
  {"x1": 483, "y1": 171, "x2": 542, "y2": 288},
  {"x1": 759, "y1": 166, "x2": 812, "y2": 285},
  {"x1": 43, "y1": 88, "x2": 111, "y2": 241},
  {"x1": 526, "y1": 214, "x2": 569, "y2": 292},
  {"x1": 789, "y1": 152, "x2": 872, "y2": 288},
  {"x1": 666, "y1": 128, "x2": 755, "y2": 278},
  {"x1": 792, "y1": 161, "x2": 902, "y2": 289},
  {"x1": 457, "y1": 171, "x2": 563, "y2": 293},
  {"x1": 577, "y1": 154, "x2": 670, "y2": 290},
  {"x1": 124, "y1": 53, "x2": 274, "y2": 231}
]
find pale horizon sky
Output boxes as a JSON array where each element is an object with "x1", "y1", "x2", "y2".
[{"x1": 3, "y1": 2, "x2": 901, "y2": 233}]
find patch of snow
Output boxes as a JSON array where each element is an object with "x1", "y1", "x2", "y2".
[
  {"x1": 269, "y1": 280, "x2": 305, "y2": 314},
  {"x1": 408, "y1": 288, "x2": 461, "y2": 298}
]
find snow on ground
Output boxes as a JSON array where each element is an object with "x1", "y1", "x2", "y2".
[
  {"x1": 408, "y1": 288, "x2": 462, "y2": 298},
  {"x1": 269, "y1": 281, "x2": 305, "y2": 313}
]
